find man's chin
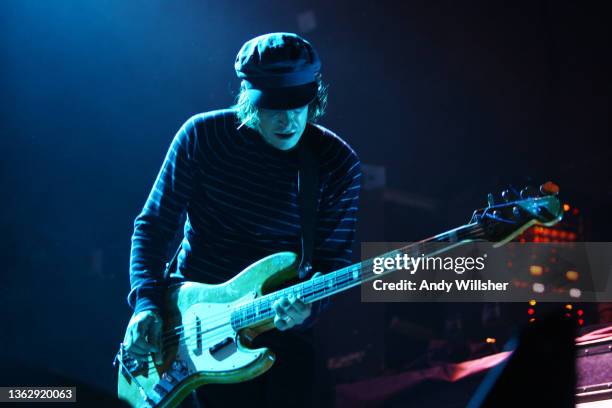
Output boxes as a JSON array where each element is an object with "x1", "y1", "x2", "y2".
[
  {"x1": 274, "y1": 132, "x2": 296, "y2": 139},
  {"x1": 272, "y1": 137, "x2": 300, "y2": 151}
]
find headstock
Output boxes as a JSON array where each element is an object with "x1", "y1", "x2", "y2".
[{"x1": 470, "y1": 181, "x2": 563, "y2": 247}]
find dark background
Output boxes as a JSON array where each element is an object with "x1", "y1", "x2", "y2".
[{"x1": 1, "y1": 0, "x2": 609, "y2": 400}]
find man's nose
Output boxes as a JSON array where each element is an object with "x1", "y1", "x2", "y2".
[{"x1": 277, "y1": 111, "x2": 292, "y2": 127}]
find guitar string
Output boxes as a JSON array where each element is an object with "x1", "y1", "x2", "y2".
[
  {"x1": 136, "y1": 226, "x2": 488, "y2": 374},
  {"x1": 142, "y1": 263, "x2": 449, "y2": 376},
  {"x1": 153, "y1": 226, "x2": 482, "y2": 345},
  {"x1": 140, "y1": 228, "x2": 482, "y2": 372},
  {"x1": 154, "y1": 224, "x2": 486, "y2": 346},
  {"x1": 145, "y1": 195, "x2": 541, "y2": 345},
  {"x1": 133, "y1": 196, "x2": 558, "y2": 375}
]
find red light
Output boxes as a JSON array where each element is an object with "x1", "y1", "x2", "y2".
[
  {"x1": 528, "y1": 308, "x2": 535, "y2": 315},
  {"x1": 573, "y1": 208, "x2": 579, "y2": 215},
  {"x1": 578, "y1": 319, "x2": 584, "y2": 326},
  {"x1": 565, "y1": 313, "x2": 571, "y2": 318},
  {"x1": 577, "y1": 309, "x2": 584, "y2": 317}
]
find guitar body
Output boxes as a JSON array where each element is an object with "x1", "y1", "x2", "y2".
[{"x1": 117, "y1": 251, "x2": 299, "y2": 408}]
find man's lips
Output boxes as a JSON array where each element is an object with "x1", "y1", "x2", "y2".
[{"x1": 275, "y1": 132, "x2": 295, "y2": 139}]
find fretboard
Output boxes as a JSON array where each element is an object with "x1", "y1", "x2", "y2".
[{"x1": 230, "y1": 222, "x2": 485, "y2": 330}]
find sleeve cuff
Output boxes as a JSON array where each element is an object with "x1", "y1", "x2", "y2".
[{"x1": 128, "y1": 287, "x2": 164, "y2": 314}]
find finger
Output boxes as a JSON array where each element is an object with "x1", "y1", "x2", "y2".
[
  {"x1": 286, "y1": 300, "x2": 308, "y2": 317},
  {"x1": 286, "y1": 306, "x2": 308, "y2": 324},
  {"x1": 149, "y1": 322, "x2": 163, "y2": 365},
  {"x1": 273, "y1": 300, "x2": 285, "y2": 316},
  {"x1": 274, "y1": 315, "x2": 289, "y2": 331},
  {"x1": 134, "y1": 337, "x2": 157, "y2": 353},
  {"x1": 278, "y1": 296, "x2": 291, "y2": 309},
  {"x1": 127, "y1": 346, "x2": 149, "y2": 361},
  {"x1": 147, "y1": 323, "x2": 160, "y2": 353},
  {"x1": 273, "y1": 301, "x2": 291, "y2": 325},
  {"x1": 129, "y1": 341, "x2": 151, "y2": 356},
  {"x1": 277, "y1": 299, "x2": 294, "y2": 320},
  {"x1": 123, "y1": 332, "x2": 133, "y2": 349},
  {"x1": 130, "y1": 350, "x2": 149, "y2": 362},
  {"x1": 290, "y1": 296, "x2": 310, "y2": 312},
  {"x1": 283, "y1": 298, "x2": 308, "y2": 320}
]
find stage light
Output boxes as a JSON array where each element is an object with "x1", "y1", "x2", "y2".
[
  {"x1": 529, "y1": 265, "x2": 543, "y2": 276},
  {"x1": 563, "y1": 204, "x2": 570, "y2": 212},
  {"x1": 569, "y1": 288, "x2": 581, "y2": 298},
  {"x1": 485, "y1": 337, "x2": 496, "y2": 344},
  {"x1": 577, "y1": 309, "x2": 584, "y2": 317},
  {"x1": 532, "y1": 283, "x2": 545, "y2": 293},
  {"x1": 529, "y1": 299, "x2": 536, "y2": 306},
  {"x1": 527, "y1": 308, "x2": 535, "y2": 315},
  {"x1": 566, "y1": 270, "x2": 579, "y2": 281},
  {"x1": 565, "y1": 304, "x2": 573, "y2": 310}
]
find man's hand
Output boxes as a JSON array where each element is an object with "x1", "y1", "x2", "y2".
[
  {"x1": 123, "y1": 310, "x2": 163, "y2": 364},
  {"x1": 273, "y1": 272, "x2": 322, "y2": 331}
]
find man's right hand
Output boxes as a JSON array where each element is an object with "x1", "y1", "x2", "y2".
[{"x1": 123, "y1": 310, "x2": 163, "y2": 365}]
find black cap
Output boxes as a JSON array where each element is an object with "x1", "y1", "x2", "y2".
[{"x1": 235, "y1": 33, "x2": 321, "y2": 110}]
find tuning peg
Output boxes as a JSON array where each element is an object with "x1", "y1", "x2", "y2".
[
  {"x1": 487, "y1": 193, "x2": 495, "y2": 206},
  {"x1": 540, "y1": 181, "x2": 560, "y2": 196},
  {"x1": 520, "y1": 186, "x2": 539, "y2": 199},
  {"x1": 501, "y1": 189, "x2": 517, "y2": 202}
]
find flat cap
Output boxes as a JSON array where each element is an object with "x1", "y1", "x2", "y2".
[{"x1": 235, "y1": 32, "x2": 321, "y2": 109}]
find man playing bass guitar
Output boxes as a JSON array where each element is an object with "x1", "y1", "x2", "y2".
[{"x1": 122, "y1": 32, "x2": 361, "y2": 407}]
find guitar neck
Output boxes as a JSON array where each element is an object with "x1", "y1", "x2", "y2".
[{"x1": 231, "y1": 222, "x2": 485, "y2": 330}]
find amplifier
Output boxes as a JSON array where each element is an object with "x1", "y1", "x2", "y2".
[{"x1": 576, "y1": 327, "x2": 612, "y2": 406}]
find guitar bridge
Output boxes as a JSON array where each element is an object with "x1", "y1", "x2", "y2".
[{"x1": 114, "y1": 343, "x2": 149, "y2": 380}]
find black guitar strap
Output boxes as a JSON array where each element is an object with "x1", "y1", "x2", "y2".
[{"x1": 297, "y1": 132, "x2": 319, "y2": 280}]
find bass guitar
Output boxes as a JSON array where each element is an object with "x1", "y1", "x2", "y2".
[{"x1": 115, "y1": 182, "x2": 562, "y2": 407}]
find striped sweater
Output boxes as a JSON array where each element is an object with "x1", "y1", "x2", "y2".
[{"x1": 128, "y1": 109, "x2": 361, "y2": 314}]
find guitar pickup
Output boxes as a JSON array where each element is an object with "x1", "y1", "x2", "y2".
[
  {"x1": 209, "y1": 337, "x2": 237, "y2": 361},
  {"x1": 193, "y1": 317, "x2": 202, "y2": 356}
]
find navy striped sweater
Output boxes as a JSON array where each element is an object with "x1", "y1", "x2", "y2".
[{"x1": 128, "y1": 109, "x2": 361, "y2": 314}]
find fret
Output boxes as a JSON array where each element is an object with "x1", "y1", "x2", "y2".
[{"x1": 231, "y1": 223, "x2": 485, "y2": 330}]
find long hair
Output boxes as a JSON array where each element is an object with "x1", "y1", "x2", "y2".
[{"x1": 233, "y1": 73, "x2": 328, "y2": 130}]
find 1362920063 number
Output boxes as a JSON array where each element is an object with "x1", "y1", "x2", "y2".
[{"x1": 1, "y1": 387, "x2": 76, "y2": 402}]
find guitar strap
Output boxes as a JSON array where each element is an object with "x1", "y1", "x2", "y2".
[{"x1": 296, "y1": 131, "x2": 319, "y2": 280}]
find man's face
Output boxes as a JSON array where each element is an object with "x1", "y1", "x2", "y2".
[{"x1": 256, "y1": 105, "x2": 309, "y2": 151}]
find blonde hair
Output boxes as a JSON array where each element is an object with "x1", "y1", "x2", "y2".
[{"x1": 233, "y1": 73, "x2": 328, "y2": 130}]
